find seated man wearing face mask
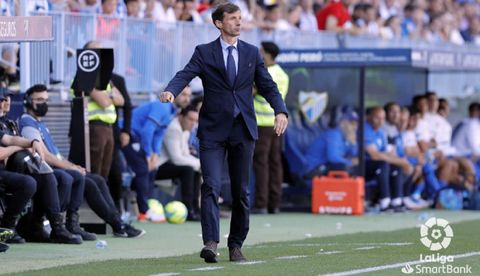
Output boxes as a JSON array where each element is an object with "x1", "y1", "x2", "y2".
[{"x1": 19, "y1": 85, "x2": 145, "y2": 239}]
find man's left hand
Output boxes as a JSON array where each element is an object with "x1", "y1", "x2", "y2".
[{"x1": 273, "y1": 113, "x2": 288, "y2": 136}]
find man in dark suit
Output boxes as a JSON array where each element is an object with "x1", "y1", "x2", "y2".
[{"x1": 159, "y1": 3, "x2": 288, "y2": 263}]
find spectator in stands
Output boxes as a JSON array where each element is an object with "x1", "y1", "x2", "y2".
[
  {"x1": 79, "y1": 0, "x2": 102, "y2": 14},
  {"x1": 126, "y1": 0, "x2": 142, "y2": 17},
  {"x1": 364, "y1": 106, "x2": 408, "y2": 212},
  {"x1": 156, "y1": 105, "x2": 201, "y2": 221},
  {"x1": 260, "y1": 4, "x2": 293, "y2": 35},
  {"x1": 188, "y1": 95, "x2": 203, "y2": 157},
  {"x1": 304, "y1": 107, "x2": 359, "y2": 177},
  {"x1": 252, "y1": 41, "x2": 289, "y2": 215},
  {"x1": 19, "y1": 85, "x2": 145, "y2": 238},
  {"x1": 174, "y1": 0, "x2": 184, "y2": 20},
  {"x1": 287, "y1": 4, "x2": 303, "y2": 29},
  {"x1": 401, "y1": 4, "x2": 425, "y2": 39},
  {"x1": 299, "y1": 0, "x2": 318, "y2": 32},
  {"x1": 461, "y1": 16, "x2": 480, "y2": 45},
  {"x1": 379, "y1": 0, "x2": 400, "y2": 20},
  {"x1": 316, "y1": 0, "x2": 359, "y2": 34},
  {"x1": 380, "y1": 15, "x2": 402, "y2": 40},
  {"x1": 151, "y1": 0, "x2": 177, "y2": 23},
  {"x1": 123, "y1": 87, "x2": 190, "y2": 221},
  {"x1": 0, "y1": 89, "x2": 81, "y2": 244},
  {"x1": 179, "y1": 0, "x2": 203, "y2": 23},
  {"x1": 362, "y1": 4, "x2": 380, "y2": 36}
]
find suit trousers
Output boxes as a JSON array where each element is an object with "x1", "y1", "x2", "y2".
[
  {"x1": 253, "y1": 126, "x2": 283, "y2": 210},
  {"x1": 89, "y1": 122, "x2": 114, "y2": 179},
  {"x1": 199, "y1": 116, "x2": 255, "y2": 249}
]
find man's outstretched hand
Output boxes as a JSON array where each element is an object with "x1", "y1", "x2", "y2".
[
  {"x1": 159, "y1": 91, "x2": 174, "y2": 103},
  {"x1": 274, "y1": 113, "x2": 288, "y2": 136}
]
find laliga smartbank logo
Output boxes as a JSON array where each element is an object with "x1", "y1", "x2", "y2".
[{"x1": 401, "y1": 217, "x2": 472, "y2": 274}]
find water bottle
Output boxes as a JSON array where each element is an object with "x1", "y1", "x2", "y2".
[{"x1": 96, "y1": 240, "x2": 108, "y2": 249}]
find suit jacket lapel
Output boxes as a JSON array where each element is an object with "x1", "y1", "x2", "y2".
[
  {"x1": 212, "y1": 38, "x2": 228, "y2": 85},
  {"x1": 234, "y1": 40, "x2": 246, "y2": 88}
]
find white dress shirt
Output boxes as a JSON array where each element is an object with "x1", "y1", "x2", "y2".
[{"x1": 452, "y1": 118, "x2": 480, "y2": 156}]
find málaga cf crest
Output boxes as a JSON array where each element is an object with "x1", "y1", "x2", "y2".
[{"x1": 299, "y1": 91, "x2": 328, "y2": 124}]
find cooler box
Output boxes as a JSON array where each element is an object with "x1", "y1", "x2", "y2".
[{"x1": 312, "y1": 171, "x2": 364, "y2": 215}]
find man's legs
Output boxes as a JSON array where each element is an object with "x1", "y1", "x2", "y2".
[
  {"x1": 122, "y1": 142, "x2": 150, "y2": 214},
  {"x1": 365, "y1": 160, "x2": 391, "y2": 210},
  {"x1": 226, "y1": 117, "x2": 255, "y2": 250}
]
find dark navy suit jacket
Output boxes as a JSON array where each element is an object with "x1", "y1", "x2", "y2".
[{"x1": 165, "y1": 37, "x2": 288, "y2": 141}]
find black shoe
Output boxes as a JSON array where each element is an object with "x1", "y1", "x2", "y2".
[
  {"x1": 66, "y1": 212, "x2": 97, "y2": 241},
  {"x1": 251, "y1": 208, "x2": 268, "y2": 214},
  {"x1": 229, "y1": 247, "x2": 247, "y2": 262},
  {"x1": 0, "y1": 228, "x2": 14, "y2": 242},
  {"x1": 48, "y1": 213, "x2": 82, "y2": 244},
  {"x1": 0, "y1": 242, "x2": 9, "y2": 253},
  {"x1": 113, "y1": 224, "x2": 146, "y2": 238},
  {"x1": 5, "y1": 231, "x2": 25, "y2": 244},
  {"x1": 268, "y1": 208, "x2": 280, "y2": 214},
  {"x1": 200, "y1": 241, "x2": 218, "y2": 263}
]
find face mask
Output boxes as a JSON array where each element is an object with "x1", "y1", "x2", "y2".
[{"x1": 33, "y1": 102, "x2": 48, "y2": 117}]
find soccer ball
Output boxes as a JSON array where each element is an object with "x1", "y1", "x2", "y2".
[
  {"x1": 164, "y1": 201, "x2": 188, "y2": 224},
  {"x1": 147, "y1": 199, "x2": 166, "y2": 223}
]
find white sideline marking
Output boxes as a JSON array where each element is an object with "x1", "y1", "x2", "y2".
[
  {"x1": 276, "y1": 255, "x2": 308, "y2": 260},
  {"x1": 321, "y1": 251, "x2": 480, "y2": 276},
  {"x1": 189, "y1": 266, "x2": 224, "y2": 272},
  {"x1": 236, "y1": 261, "x2": 266, "y2": 265},
  {"x1": 149, "y1": 273, "x2": 180, "y2": 276},
  {"x1": 317, "y1": 251, "x2": 343, "y2": 255},
  {"x1": 354, "y1": 246, "x2": 378, "y2": 250}
]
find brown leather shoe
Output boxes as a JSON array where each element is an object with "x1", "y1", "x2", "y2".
[
  {"x1": 200, "y1": 241, "x2": 218, "y2": 263},
  {"x1": 229, "y1": 247, "x2": 247, "y2": 262}
]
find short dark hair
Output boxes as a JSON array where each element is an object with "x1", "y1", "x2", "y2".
[
  {"x1": 468, "y1": 102, "x2": 480, "y2": 114},
  {"x1": 211, "y1": 3, "x2": 240, "y2": 25},
  {"x1": 412, "y1": 94, "x2": 427, "y2": 106},
  {"x1": 26, "y1": 84, "x2": 47, "y2": 98},
  {"x1": 180, "y1": 105, "x2": 198, "y2": 116},
  {"x1": 261, "y1": 41, "x2": 280, "y2": 59},
  {"x1": 384, "y1": 102, "x2": 400, "y2": 113},
  {"x1": 425, "y1": 91, "x2": 437, "y2": 98},
  {"x1": 190, "y1": 95, "x2": 204, "y2": 109}
]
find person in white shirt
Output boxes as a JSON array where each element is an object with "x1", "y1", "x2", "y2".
[
  {"x1": 156, "y1": 105, "x2": 201, "y2": 221},
  {"x1": 299, "y1": 0, "x2": 318, "y2": 32},
  {"x1": 151, "y1": 0, "x2": 177, "y2": 23},
  {"x1": 438, "y1": 98, "x2": 476, "y2": 190},
  {"x1": 452, "y1": 102, "x2": 480, "y2": 158},
  {"x1": 412, "y1": 94, "x2": 458, "y2": 189}
]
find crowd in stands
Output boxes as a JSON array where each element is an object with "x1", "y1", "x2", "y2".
[{"x1": 2, "y1": 0, "x2": 480, "y2": 45}]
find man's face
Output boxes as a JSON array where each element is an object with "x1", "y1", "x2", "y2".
[
  {"x1": 386, "y1": 104, "x2": 401, "y2": 125},
  {"x1": 179, "y1": 110, "x2": 199, "y2": 131},
  {"x1": 127, "y1": 1, "x2": 140, "y2": 16},
  {"x1": 0, "y1": 96, "x2": 10, "y2": 113},
  {"x1": 417, "y1": 98, "x2": 429, "y2": 114},
  {"x1": 103, "y1": 0, "x2": 117, "y2": 15},
  {"x1": 427, "y1": 94, "x2": 439, "y2": 112},
  {"x1": 31, "y1": 91, "x2": 49, "y2": 114},
  {"x1": 174, "y1": 86, "x2": 191, "y2": 109},
  {"x1": 408, "y1": 113, "x2": 419, "y2": 129},
  {"x1": 215, "y1": 10, "x2": 242, "y2": 37},
  {"x1": 369, "y1": 108, "x2": 385, "y2": 130}
]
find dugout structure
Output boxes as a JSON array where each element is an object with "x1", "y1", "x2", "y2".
[{"x1": 277, "y1": 48, "x2": 480, "y2": 208}]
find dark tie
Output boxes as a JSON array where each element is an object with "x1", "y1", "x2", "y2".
[{"x1": 227, "y1": 46, "x2": 240, "y2": 117}]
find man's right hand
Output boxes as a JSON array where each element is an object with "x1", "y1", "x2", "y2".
[{"x1": 159, "y1": 91, "x2": 174, "y2": 103}]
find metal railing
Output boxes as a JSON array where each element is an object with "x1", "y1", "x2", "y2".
[{"x1": 26, "y1": 12, "x2": 480, "y2": 95}]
